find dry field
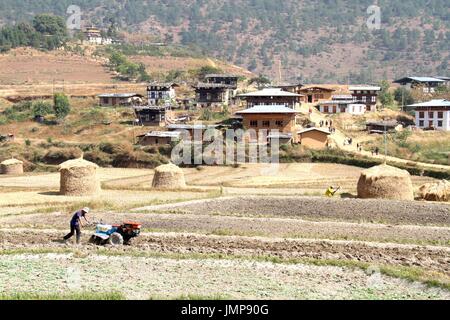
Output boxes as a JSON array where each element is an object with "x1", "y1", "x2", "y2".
[{"x1": 0, "y1": 163, "x2": 449, "y2": 300}]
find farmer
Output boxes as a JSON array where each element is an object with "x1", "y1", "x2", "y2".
[
  {"x1": 63, "y1": 207, "x2": 90, "y2": 244},
  {"x1": 325, "y1": 186, "x2": 340, "y2": 197}
]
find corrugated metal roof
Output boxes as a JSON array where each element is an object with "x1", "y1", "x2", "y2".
[
  {"x1": 236, "y1": 105, "x2": 298, "y2": 114},
  {"x1": 205, "y1": 74, "x2": 239, "y2": 78},
  {"x1": 143, "y1": 131, "x2": 182, "y2": 138},
  {"x1": 98, "y1": 93, "x2": 142, "y2": 98},
  {"x1": 298, "y1": 128, "x2": 331, "y2": 135},
  {"x1": 408, "y1": 99, "x2": 450, "y2": 108},
  {"x1": 238, "y1": 88, "x2": 303, "y2": 97},
  {"x1": 394, "y1": 77, "x2": 445, "y2": 84},
  {"x1": 349, "y1": 86, "x2": 381, "y2": 91},
  {"x1": 167, "y1": 124, "x2": 219, "y2": 130}
]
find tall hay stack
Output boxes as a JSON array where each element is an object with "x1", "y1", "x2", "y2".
[
  {"x1": 152, "y1": 163, "x2": 186, "y2": 189},
  {"x1": 0, "y1": 158, "x2": 24, "y2": 175},
  {"x1": 357, "y1": 164, "x2": 414, "y2": 201},
  {"x1": 418, "y1": 180, "x2": 450, "y2": 202},
  {"x1": 59, "y1": 158, "x2": 100, "y2": 196}
]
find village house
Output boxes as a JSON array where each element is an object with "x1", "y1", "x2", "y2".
[
  {"x1": 194, "y1": 83, "x2": 234, "y2": 109},
  {"x1": 366, "y1": 120, "x2": 399, "y2": 134},
  {"x1": 238, "y1": 88, "x2": 303, "y2": 109},
  {"x1": 236, "y1": 105, "x2": 299, "y2": 143},
  {"x1": 318, "y1": 95, "x2": 367, "y2": 115},
  {"x1": 137, "y1": 131, "x2": 182, "y2": 146},
  {"x1": 298, "y1": 86, "x2": 335, "y2": 103},
  {"x1": 297, "y1": 128, "x2": 331, "y2": 149},
  {"x1": 83, "y1": 27, "x2": 113, "y2": 45},
  {"x1": 349, "y1": 86, "x2": 381, "y2": 112},
  {"x1": 274, "y1": 82, "x2": 303, "y2": 94},
  {"x1": 167, "y1": 124, "x2": 220, "y2": 138},
  {"x1": 435, "y1": 76, "x2": 450, "y2": 88},
  {"x1": 134, "y1": 106, "x2": 172, "y2": 127},
  {"x1": 205, "y1": 74, "x2": 239, "y2": 89},
  {"x1": 393, "y1": 77, "x2": 446, "y2": 93},
  {"x1": 408, "y1": 99, "x2": 450, "y2": 131},
  {"x1": 147, "y1": 82, "x2": 178, "y2": 106},
  {"x1": 98, "y1": 93, "x2": 144, "y2": 107}
]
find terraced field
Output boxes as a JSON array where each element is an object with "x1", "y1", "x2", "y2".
[{"x1": 0, "y1": 164, "x2": 449, "y2": 300}]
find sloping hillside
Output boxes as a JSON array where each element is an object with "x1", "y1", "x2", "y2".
[{"x1": 1, "y1": 0, "x2": 449, "y2": 83}]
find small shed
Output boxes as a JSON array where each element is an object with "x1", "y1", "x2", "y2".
[
  {"x1": 298, "y1": 128, "x2": 331, "y2": 149},
  {"x1": 98, "y1": 93, "x2": 144, "y2": 107}
]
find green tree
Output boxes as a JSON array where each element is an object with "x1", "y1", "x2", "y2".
[
  {"x1": 378, "y1": 80, "x2": 394, "y2": 107},
  {"x1": 53, "y1": 93, "x2": 70, "y2": 120},
  {"x1": 32, "y1": 101, "x2": 53, "y2": 117}
]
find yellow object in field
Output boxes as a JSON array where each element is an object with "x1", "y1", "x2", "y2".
[{"x1": 325, "y1": 187, "x2": 335, "y2": 197}]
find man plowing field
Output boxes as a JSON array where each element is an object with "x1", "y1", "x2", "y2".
[{"x1": 63, "y1": 207, "x2": 90, "y2": 244}]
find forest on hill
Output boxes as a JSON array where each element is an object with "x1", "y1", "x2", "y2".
[{"x1": 0, "y1": 0, "x2": 449, "y2": 83}]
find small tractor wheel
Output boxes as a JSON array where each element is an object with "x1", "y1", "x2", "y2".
[
  {"x1": 88, "y1": 235, "x2": 96, "y2": 244},
  {"x1": 108, "y1": 232, "x2": 124, "y2": 246}
]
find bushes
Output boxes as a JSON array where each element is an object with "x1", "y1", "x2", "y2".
[{"x1": 43, "y1": 147, "x2": 83, "y2": 164}]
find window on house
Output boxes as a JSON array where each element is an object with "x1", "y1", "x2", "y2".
[
  {"x1": 371, "y1": 96, "x2": 376, "y2": 102},
  {"x1": 262, "y1": 120, "x2": 270, "y2": 127},
  {"x1": 324, "y1": 106, "x2": 329, "y2": 113},
  {"x1": 438, "y1": 112, "x2": 444, "y2": 119},
  {"x1": 438, "y1": 121, "x2": 443, "y2": 127},
  {"x1": 250, "y1": 120, "x2": 258, "y2": 127},
  {"x1": 275, "y1": 120, "x2": 284, "y2": 127},
  {"x1": 206, "y1": 93, "x2": 212, "y2": 101},
  {"x1": 429, "y1": 112, "x2": 434, "y2": 118},
  {"x1": 419, "y1": 120, "x2": 424, "y2": 127},
  {"x1": 362, "y1": 96, "x2": 367, "y2": 102},
  {"x1": 419, "y1": 112, "x2": 425, "y2": 119}
]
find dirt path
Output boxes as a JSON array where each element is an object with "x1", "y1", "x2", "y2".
[{"x1": 303, "y1": 104, "x2": 450, "y2": 171}]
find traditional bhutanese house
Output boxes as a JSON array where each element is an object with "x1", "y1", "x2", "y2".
[
  {"x1": 274, "y1": 82, "x2": 303, "y2": 94},
  {"x1": 297, "y1": 128, "x2": 331, "y2": 149},
  {"x1": 83, "y1": 27, "x2": 112, "y2": 45},
  {"x1": 205, "y1": 74, "x2": 239, "y2": 89},
  {"x1": 408, "y1": 99, "x2": 450, "y2": 131},
  {"x1": 167, "y1": 124, "x2": 220, "y2": 138},
  {"x1": 435, "y1": 76, "x2": 450, "y2": 88},
  {"x1": 238, "y1": 88, "x2": 303, "y2": 109},
  {"x1": 194, "y1": 83, "x2": 234, "y2": 108},
  {"x1": 147, "y1": 82, "x2": 178, "y2": 106},
  {"x1": 236, "y1": 105, "x2": 299, "y2": 142},
  {"x1": 134, "y1": 106, "x2": 172, "y2": 127},
  {"x1": 349, "y1": 86, "x2": 381, "y2": 112},
  {"x1": 137, "y1": 131, "x2": 182, "y2": 146},
  {"x1": 366, "y1": 120, "x2": 399, "y2": 134},
  {"x1": 393, "y1": 77, "x2": 446, "y2": 93},
  {"x1": 98, "y1": 93, "x2": 144, "y2": 106},
  {"x1": 298, "y1": 86, "x2": 335, "y2": 103},
  {"x1": 318, "y1": 95, "x2": 367, "y2": 115}
]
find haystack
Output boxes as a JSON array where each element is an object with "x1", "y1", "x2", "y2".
[
  {"x1": 152, "y1": 163, "x2": 186, "y2": 189},
  {"x1": 0, "y1": 158, "x2": 24, "y2": 175},
  {"x1": 418, "y1": 180, "x2": 450, "y2": 202},
  {"x1": 59, "y1": 158, "x2": 100, "y2": 196},
  {"x1": 357, "y1": 164, "x2": 414, "y2": 201}
]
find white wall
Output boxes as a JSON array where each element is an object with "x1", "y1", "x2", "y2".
[{"x1": 415, "y1": 110, "x2": 450, "y2": 131}]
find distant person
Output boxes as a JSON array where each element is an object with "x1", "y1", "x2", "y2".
[
  {"x1": 375, "y1": 147, "x2": 379, "y2": 156},
  {"x1": 63, "y1": 207, "x2": 90, "y2": 244},
  {"x1": 325, "y1": 186, "x2": 341, "y2": 197}
]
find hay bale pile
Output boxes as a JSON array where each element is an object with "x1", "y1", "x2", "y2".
[
  {"x1": 418, "y1": 180, "x2": 450, "y2": 202},
  {"x1": 0, "y1": 158, "x2": 24, "y2": 175},
  {"x1": 357, "y1": 164, "x2": 414, "y2": 201},
  {"x1": 152, "y1": 163, "x2": 186, "y2": 189},
  {"x1": 59, "y1": 158, "x2": 100, "y2": 196}
]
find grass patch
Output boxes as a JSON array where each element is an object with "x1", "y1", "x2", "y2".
[
  {"x1": 0, "y1": 292, "x2": 125, "y2": 300},
  {"x1": 149, "y1": 294, "x2": 229, "y2": 300},
  {"x1": 2, "y1": 248, "x2": 448, "y2": 291}
]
